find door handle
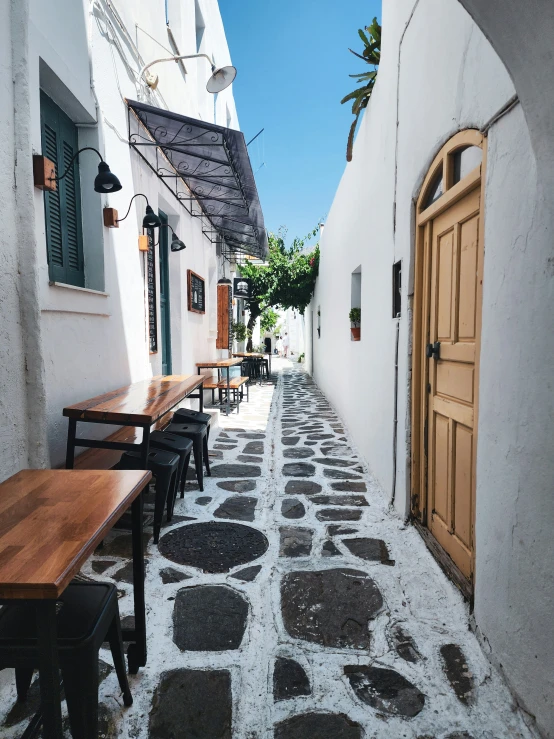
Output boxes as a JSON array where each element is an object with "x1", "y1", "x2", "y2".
[{"x1": 426, "y1": 342, "x2": 441, "y2": 360}]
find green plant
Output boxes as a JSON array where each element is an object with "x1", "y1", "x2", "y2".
[
  {"x1": 349, "y1": 307, "x2": 361, "y2": 326},
  {"x1": 232, "y1": 322, "x2": 251, "y2": 343},
  {"x1": 298, "y1": 353, "x2": 305, "y2": 363},
  {"x1": 260, "y1": 307, "x2": 279, "y2": 334},
  {"x1": 341, "y1": 17, "x2": 381, "y2": 162}
]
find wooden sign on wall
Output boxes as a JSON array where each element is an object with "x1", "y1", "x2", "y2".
[
  {"x1": 187, "y1": 270, "x2": 206, "y2": 314},
  {"x1": 217, "y1": 283, "x2": 232, "y2": 350}
]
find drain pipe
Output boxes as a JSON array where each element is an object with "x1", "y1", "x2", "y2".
[{"x1": 390, "y1": 320, "x2": 400, "y2": 507}]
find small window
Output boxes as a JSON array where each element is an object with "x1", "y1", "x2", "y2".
[
  {"x1": 451, "y1": 145, "x2": 482, "y2": 185},
  {"x1": 40, "y1": 92, "x2": 84, "y2": 287},
  {"x1": 423, "y1": 168, "x2": 443, "y2": 209},
  {"x1": 392, "y1": 260, "x2": 401, "y2": 318}
]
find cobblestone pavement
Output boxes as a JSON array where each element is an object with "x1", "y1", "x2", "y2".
[{"x1": 0, "y1": 361, "x2": 538, "y2": 738}]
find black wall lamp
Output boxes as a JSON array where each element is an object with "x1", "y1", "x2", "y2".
[
  {"x1": 115, "y1": 193, "x2": 161, "y2": 229},
  {"x1": 41, "y1": 146, "x2": 122, "y2": 193},
  {"x1": 151, "y1": 223, "x2": 187, "y2": 251}
]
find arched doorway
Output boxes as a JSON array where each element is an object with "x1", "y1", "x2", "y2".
[{"x1": 411, "y1": 130, "x2": 485, "y2": 590}]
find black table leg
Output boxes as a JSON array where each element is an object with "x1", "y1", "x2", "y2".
[
  {"x1": 225, "y1": 368, "x2": 230, "y2": 416},
  {"x1": 36, "y1": 600, "x2": 63, "y2": 738},
  {"x1": 199, "y1": 381, "x2": 204, "y2": 413},
  {"x1": 139, "y1": 425, "x2": 151, "y2": 468},
  {"x1": 126, "y1": 492, "x2": 146, "y2": 674},
  {"x1": 65, "y1": 419, "x2": 77, "y2": 469}
]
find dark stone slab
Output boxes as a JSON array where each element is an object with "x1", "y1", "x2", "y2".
[
  {"x1": 238, "y1": 455, "x2": 263, "y2": 463},
  {"x1": 91, "y1": 559, "x2": 117, "y2": 574},
  {"x1": 230, "y1": 565, "x2": 262, "y2": 582},
  {"x1": 282, "y1": 437, "x2": 300, "y2": 446},
  {"x1": 208, "y1": 450, "x2": 224, "y2": 459},
  {"x1": 313, "y1": 458, "x2": 356, "y2": 468},
  {"x1": 173, "y1": 585, "x2": 248, "y2": 651},
  {"x1": 322, "y1": 540, "x2": 341, "y2": 557},
  {"x1": 441, "y1": 644, "x2": 473, "y2": 704},
  {"x1": 328, "y1": 525, "x2": 358, "y2": 536},
  {"x1": 279, "y1": 527, "x2": 313, "y2": 557},
  {"x1": 149, "y1": 669, "x2": 232, "y2": 738},
  {"x1": 343, "y1": 538, "x2": 394, "y2": 565},
  {"x1": 391, "y1": 625, "x2": 420, "y2": 663},
  {"x1": 243, "y1": 441, "x2": 264, "y2": 455},
  {"x1": 96, "y1": 532, "x2": 151, "y2": 559},
  {"x1": 316, "y1": 509, "x2": 362, "y2": 522},
  {"x1": 307, "y1": 433, "x2": 334, "y2": 440},
  {"x1": 283, "y1": 447, "x2": 315, "y2": 460},
  {"x1": 330, "y1": 482, "x2": 368, "y2": 493},
  {"x1": 159, "y1": 522, "x2": 268, "y2": 573},
  {"x1": 219, "y1": 432, "x2": 230, "y2": 438},
  {"x1": 113, "y1": 559, "x2": 147, "y2": 584},
  {"x1": 323, "y1": 469, "x2": 363, "y2": 480},
  {"x1": 214, "y1": 496, "x2": 258, "y2": 522},
  {"x1": 210, "y1": 464, "x2": 261, "y2": 478},
  {"x1": 285, "y1": 480, "x2": 322, "y2": 496},
  {"x1": 238, "y1": 432, "x2": 265, "y2": 439},
  {"x1": 214, "y1": 443, "x2": 237, "y2": 450},
  {"x1": 281, "y1": 569, "x2": 382, "y2": 648},
  {"x1": 283, "y1": 463, "x2": 316, "y2": 477},
  {"x1": 321, "y1": 444, "x2": 353, "y2": 457},
  {"x1": 282, "y1": 498, "x2": 306, "y2": 519},
  {"x1": 274, "y1": 713, "x2": 362, "y2": 738},
  {"x1": 195, "y1": 496, "x2": 212, "y2": 505},
  {"x1": 344, "y1": 665, "x2": 425, "y2": 717},
  {"x1": 311, "y1": 495, "x2": 367, "y2": 507},
  {"x1": 217, "y1": 480, "x2": 256, "y2": 493},
  {"x1": 273, "y1": 658, "x2": 311, "y2": 701},
  {"x1": 160, "y1": 567, "x2": 192, "y2": 584}
]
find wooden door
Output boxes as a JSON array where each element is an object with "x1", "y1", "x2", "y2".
[
  {"x1": 412, "y1": 130, "x2": 485, "y2": 588},
  {"x1": 426, "y1": 185, "x2": 481, "y2": 577}
]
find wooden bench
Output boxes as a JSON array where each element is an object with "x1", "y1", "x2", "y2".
[{"x1": 203, "y1": 376, "x2": 250, "y2": 413}]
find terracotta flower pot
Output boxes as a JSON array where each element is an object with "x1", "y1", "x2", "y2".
[{"x1": 351, "y1": 326, "x2": 361, "y2": 341}]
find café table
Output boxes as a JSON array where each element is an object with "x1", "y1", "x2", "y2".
[
  {"x1": 63, "y1": 374, "x2": 207, "y2": 470},
  {"x1": 0, "y1": 468, "x2": 151, "y2": 738},
  {"x1": 196, "y1": 359, "x2": 243, "y2": 416},
  {"x1": 232, "y1": 352, "x2": 272, "y2": 381}
]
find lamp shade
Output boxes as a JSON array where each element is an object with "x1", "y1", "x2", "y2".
[
  {"x1": 206, "y1": 65, "x2": 237, "y2": 94},
  {"x1": 94, "y1": 161, "x2": 122, "y2": 193},
  {"x1": 170, "y1": 232, "x2": 186, "y2": 252},
  {"x1": 143, "y1": 205, "x2": 161, "y2": 229}
]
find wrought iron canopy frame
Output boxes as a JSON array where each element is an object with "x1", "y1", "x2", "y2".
[{"x1": 127, "y1": 100, "x2": 268, "y2": 259}]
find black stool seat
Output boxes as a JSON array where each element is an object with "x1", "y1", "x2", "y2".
[
  {"x1": 119, "y1": 448, "x2": 180, "y2": 543},
  {"x1": 0, "y1": 581, "x2": 131, "y2": 739},
  {"x1": 173, "y1": 408, "x2": 212, "y2": 432},
  {"x1": 164, "y1": 422, "x2": 210, "y2": 492},
  {"x1": 150, "y1": 431, "x2": 193, "y2": 503}
]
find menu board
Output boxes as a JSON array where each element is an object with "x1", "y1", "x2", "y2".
[
  {"x1": 147, "y1": 229, "x2": 157, "y2": 353},
  {"x1": 188, "y1": 269, "x2": 206, "y2": 314}
]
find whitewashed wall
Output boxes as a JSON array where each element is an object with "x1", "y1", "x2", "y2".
[
  {"x1": 25, "y1": 0, "x2": 238, "y2": 464},
  {"x1": 311, "y1": 0, "x2": 553, "y2": 733}
]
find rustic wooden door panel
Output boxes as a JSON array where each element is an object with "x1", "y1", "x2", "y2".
[{"x1": 427, "y1": 184, "x2": 481, "y2": 579}]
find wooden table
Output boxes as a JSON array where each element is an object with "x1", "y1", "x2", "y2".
[
  {"x1": 196, "y1": 359, "x2": 243, "y2": 416},
  {"x1": 0, "y1": 469, "x2": 151, "y2": 738},
  {"x1": 233, "y1": 352, "x2": 272, "y2": 382},
  {"x1": 63, "y1": 374, "x2": 207, "y2": 470}
]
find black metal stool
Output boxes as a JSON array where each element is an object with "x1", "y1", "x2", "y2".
[
  {"x1": 149, "y1": 430, "x2": 193, "y2": 507},
  {"x1": 0, "y1": 581, "x2": 131, "y2": 739},
  {"x1": 164, "y1": 422, "x2": 210, "y2": 492},
  {"x1": 173, "y1": 408, "x2": 212, "y2": 440},
  {"x1": 118, "y1": 448, "x2": 180, "y2": 543}
]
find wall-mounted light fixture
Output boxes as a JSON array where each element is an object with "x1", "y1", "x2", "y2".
[
  {"x1": 42, "y1": 146, "x2": 122, "y2": 194},
  {"x1": 116, "y1": 193, "x2": 161, "y2": 229},
  {"x1": 139, "y1": 54, "x2": 236, "y2": 94},
  {"x1": 169, "y1": 226, "x2": 186, "y2": 252}
]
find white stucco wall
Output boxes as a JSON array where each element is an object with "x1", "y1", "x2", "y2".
[
  {"x1": 311, "y1": 0, "x2": 553, "y2": 733},
  {"x1": 24, "y1": 0, "x2": 239, "y2": 465}
]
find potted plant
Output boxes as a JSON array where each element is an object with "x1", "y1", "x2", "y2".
[{"x1": 349, "y1": 307, "x2": 361, "y2": 341}]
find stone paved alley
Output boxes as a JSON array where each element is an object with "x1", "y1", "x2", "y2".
[{"x1": 0, "y1": 361, "x2": 538, "y2": 738}]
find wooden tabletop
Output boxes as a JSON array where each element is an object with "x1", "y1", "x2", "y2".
[
  {"x1": 0, "y1": 469, "x2": 151, "y2": 599},
  {"x1": 63, "y1": 374, "x2": 208, "y2": 424},
  {"x1": 195, "y1": 359, "x2": 243, "y2": 368},
  {"x1": 233, "y1": 352, "x2": 264, "y2": 358}
]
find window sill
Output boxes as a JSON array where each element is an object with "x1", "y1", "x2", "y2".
[{"x1": 49, "y1": 281, "x2": 108, "y2": 297}]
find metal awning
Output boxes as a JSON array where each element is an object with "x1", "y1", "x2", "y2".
[{"x1": 127, "y1": 99, "x2": 268, "y2": 259}]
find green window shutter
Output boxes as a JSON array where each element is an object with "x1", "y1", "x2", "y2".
[{"x1": 40, "y1": 92, "x2": 85, "y2": 287}]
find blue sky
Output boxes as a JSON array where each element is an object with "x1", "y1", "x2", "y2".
[{"x1": 219, "y1": 0, "x2": 382, "y2": 245}]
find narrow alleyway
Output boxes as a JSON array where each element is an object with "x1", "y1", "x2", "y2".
[{"x1": 0, "y1": 362, "x2": 536, "y2": 738}]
